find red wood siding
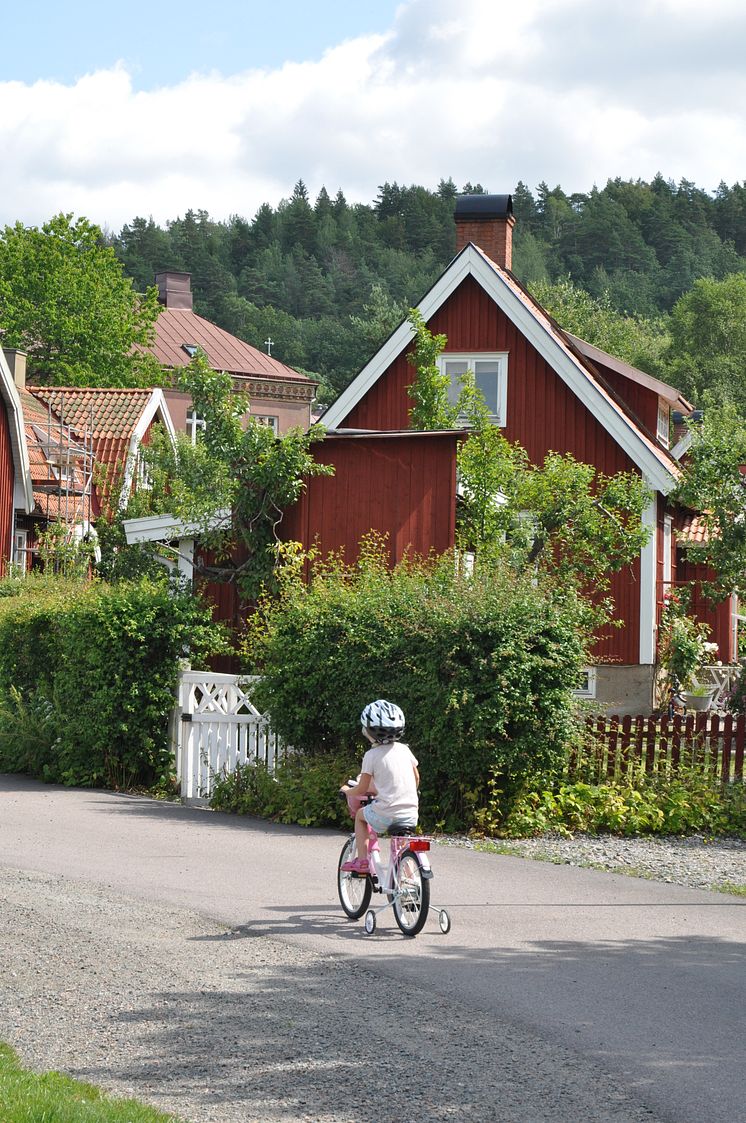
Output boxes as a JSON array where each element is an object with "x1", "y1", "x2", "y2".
[
  {"x1": 589, "y1": 359, "x2": 661, "y2": 438},
  {"x1": 676, "y1": 557, "x2": 736, "y2": 664},
  {"x1": 341, "y1": 276, "x2": 642, "y2": 663},
  {"x1": 282, "y1": 434, "x2": 458, "y2": 567},
  {"x1": 0, "y1": 400, "x2": 14, "y2": 576}
]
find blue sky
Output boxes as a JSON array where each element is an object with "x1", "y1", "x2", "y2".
[
  {"x1": 6, "y1": 1, "x2": 402, "y2": 87},
  {"x1": 1, "y1": 0, "x2": 744, "y2": 230}
]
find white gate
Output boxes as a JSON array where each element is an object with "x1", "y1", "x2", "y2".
[{"x1": 176, "y1": 670, "x2": 285, "y2": 803}]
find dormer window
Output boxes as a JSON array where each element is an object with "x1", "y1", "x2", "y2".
[
  {"x1": 657, "y1": 402, "x2": 670, "y2": 448},
  {"x1": 440, "y1": 352, "x2": 508, "y2": 425},
  {"x1": 182, "y1": 343, "x2": 199, "y2": 358}
]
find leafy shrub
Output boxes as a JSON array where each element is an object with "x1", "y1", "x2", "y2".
[
  {"x1": 243, "y1": 540, "x2": 590, "y2": 831},
  {"x1": 483, "y1": 770, "x2": 745, "y2": 838},
  {"x1": 210, "y1": 750, "x2": 362, "y2": 828},
  {"x1": 0, "y1": 574, "x2": 226, "y2": 789}
]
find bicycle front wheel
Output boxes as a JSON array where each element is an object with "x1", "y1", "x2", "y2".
[
  {"x1": 337, "y1": 836, "x2": 372, "y2": 919},
  {"x1": 392, "y1": 848, "x2": 430, "y2": 936}
]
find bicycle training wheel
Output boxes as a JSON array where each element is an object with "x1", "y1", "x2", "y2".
[
  {"x1": 392, "y1": 848, "x2": 430, "y2": 936},
  {"x1": 337, "y1": 836, "x2": 372, "y2": 920}
]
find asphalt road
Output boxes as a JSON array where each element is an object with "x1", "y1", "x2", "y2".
[{"x1": 1, "y1": 774, "x2": 744, "y2": 1123}]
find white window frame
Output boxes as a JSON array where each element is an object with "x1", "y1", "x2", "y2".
[
  {"x1": 254, "y1": 415, "x2": 279, "y2": 435},
  {"x1": 186, "y1": 410, "x2": 207, "y2": 447},
  {"x1": 438, "y1": 352, "x2": 508, "y2": 426},
  {"x1": 662, "y1": 514, "x2": 673, "y2": 591},
  {"x1": 13, "y1": 528, "x2": 28, "y2": 572},
  {"x1": 657, "y1": 402, "x2": 670, "y2": 448},
  {"x1": 573, "y1": 666, "x2": 597, "y2": 699}
]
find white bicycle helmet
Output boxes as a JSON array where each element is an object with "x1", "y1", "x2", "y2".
[{"x1": 360, "y1": 699, "x2": 405, "y2": 743}]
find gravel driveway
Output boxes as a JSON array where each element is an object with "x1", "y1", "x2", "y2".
[{"x1": 1, "y1": 861, "x2": 668, "y2": 1123}]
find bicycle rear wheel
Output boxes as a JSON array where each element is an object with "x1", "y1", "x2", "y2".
[
  {"x1": 337, "y1": 836, "x2": 372, "y2": 919},
  {"x1": 392, "y1": 848, "x2": 430, "y2": 936}
]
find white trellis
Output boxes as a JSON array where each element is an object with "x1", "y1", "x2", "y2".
[{"x1": 175, "y1": 670, "x2": 286, "y2": 803}]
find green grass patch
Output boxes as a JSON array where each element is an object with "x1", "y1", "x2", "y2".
[
  {"x1": 0, "y1": 1043, "x2": 182, "y2": 1122},
  {"x1": 717, "y1": 882, "x2": 746, "y2": 897}
]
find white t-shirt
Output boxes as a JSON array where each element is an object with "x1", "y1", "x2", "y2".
[{"x1": 360, "y1": 741, "x2": 419, "y2": 824}]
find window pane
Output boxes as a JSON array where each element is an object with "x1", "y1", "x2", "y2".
[
  {"x1": 444, "y1": 361, "x2": 468, "y2": 405},
  {"x1": 474, "y1": 361, "x2": 500, "y2": 414}
]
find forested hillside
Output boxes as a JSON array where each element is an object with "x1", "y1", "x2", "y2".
[{"x1": 110, "y1": 176, "x2": 746, "y2": 411}]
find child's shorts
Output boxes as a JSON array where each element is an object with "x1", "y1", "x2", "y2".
[{"x1": 363, "y1": 803, "x2": 415, "y2": 835}]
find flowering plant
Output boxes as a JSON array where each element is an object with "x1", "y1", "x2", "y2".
[{"x1": 658, "y1": 592, "x2": 715, "y2": 690}]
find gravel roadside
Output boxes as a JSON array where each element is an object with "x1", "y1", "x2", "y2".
[
  {"x1": 439, "y1": 832, "x2": 746, "y2": 892},
  {"x1": 0, "y1": 862, "x2": 667, "y2": 1123}
]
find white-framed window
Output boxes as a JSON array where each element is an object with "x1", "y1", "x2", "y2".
[
  {"x1": 663, "y1": 515, "x2": 673, "y2": 590},
  {"x1": 13, "y1": 528, "x2": 28, "y2": 573},
  {"x1": 186, "y1": 410, "x2": 206, "y2": 447},
  {"x1": 573, "y1": 666, "x2": 597, "y2": 699},
  {"x1": 439, "y1": 353, "x2": 508, "y2": 425},
  {"x1": 657, "y1": 401, "x2": 670, "y2": 448},
  {"x1": 135, "y1": 453, "x2": 152, "y2": 491},
  {"x1": 254, "y1": 415, "x2": 279, "y2": 435}
]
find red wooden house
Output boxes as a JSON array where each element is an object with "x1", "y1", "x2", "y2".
[
  {"x1": 290, "y1": 195, "x2": 735, "y2": 714},
  {"x1": 0, "y1": 349, "x2": 33, "y2": 575}
]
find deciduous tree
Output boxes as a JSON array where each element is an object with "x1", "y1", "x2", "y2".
[{"x1": 0, "y1": 214, "x2": 162, "y2": 387}]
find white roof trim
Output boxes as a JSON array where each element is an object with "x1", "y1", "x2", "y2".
[
  {"x1": 0, "y1": 351, "x2": 33, "y2": 512},
  {"x1": 324, "y1": 245, "x2": 678, "y2": 495},
  {"x1": 671, "y1": 429, "x2": 693, "y2": 461},
  {"x1": 119, "y1": 389, "x2": 178, "y2": 509},
  {"x1": 123, "y1": 508, "x2": 231, "y2": 543}
]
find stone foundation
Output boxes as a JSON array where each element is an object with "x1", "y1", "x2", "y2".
[{"x1": 591, "y1": 664, "x2": 656, "y2": 716}]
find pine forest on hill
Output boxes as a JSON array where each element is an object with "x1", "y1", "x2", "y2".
[{"x1": 110, "y1": 176, "x2": 746, "y2": 414}]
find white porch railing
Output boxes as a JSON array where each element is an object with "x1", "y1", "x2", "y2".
[{"x1": 175, "y1": 670, "x2": 286, "y2": 803}]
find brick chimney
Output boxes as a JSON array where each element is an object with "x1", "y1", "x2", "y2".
[
  {"x1": 454, "y1": 194, "x2": 515, "y2": 270},
  {"x1": 155, "y1": 271, "x2": 193, "y2": 310},
  {"x1": 3, "y1": 348, "x2": 27, "y2": 390}
]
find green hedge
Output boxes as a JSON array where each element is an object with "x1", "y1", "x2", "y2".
[
  {"x1": 243, "y1": 544, "x2": 590, "y2": 831},
  {"x1": 0, "y1": 574, "x2": 224, "y2": 789}
]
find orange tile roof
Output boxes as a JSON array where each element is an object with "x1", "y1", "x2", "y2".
[
  {"x1": 677, "y1": 514, "x2": 710, "y2": 545},
  {"x1": 28, "y1": 387, "x2": 153, "y2": 440},
  {"x1": 23, "y1": 387, "x2": 161, "y2": 519},
  {"x1": 144, "y1": 307, "x2": 310, "y2": 383}
]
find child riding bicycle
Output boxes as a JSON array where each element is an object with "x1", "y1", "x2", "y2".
[{"x1": 340, "y1": 699, "x2": 419, "y2": 874}]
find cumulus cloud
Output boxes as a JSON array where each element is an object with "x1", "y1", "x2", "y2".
[{"x1": 0, "y1": 0, "x2": 744, "y2": 230}]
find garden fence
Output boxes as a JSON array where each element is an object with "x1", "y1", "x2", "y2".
[{"x1": 571, "y1": 712, "x2": 745, "y2": 784}]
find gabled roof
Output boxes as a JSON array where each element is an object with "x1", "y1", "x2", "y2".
[
  {"x1": 144, "y1": 307, "x2": 311, "y2": 384},
  {"x1": 0, "y1": 350, "x2": 33, "y2": 512},
  {"x1": 27, "y1": 386, "x2": 176, "y2": 511},
  {"x1": 324, "y1": 243, "x2": 681, "y2": 495}
]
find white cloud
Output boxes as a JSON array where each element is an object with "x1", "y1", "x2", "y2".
[{"x1": 0, "y1": 0, "x2": 744, "y2": 230}]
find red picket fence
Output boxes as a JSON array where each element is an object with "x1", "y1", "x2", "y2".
[{"x1": 570, "y1": 713, "x2": 745, "y2": 784}]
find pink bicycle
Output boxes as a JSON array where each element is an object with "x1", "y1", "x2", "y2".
[{"x1": 337, "y1": 790, "x2": 451, "y2": 937}]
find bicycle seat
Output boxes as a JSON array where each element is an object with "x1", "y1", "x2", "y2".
[{"x1": 387, "y1": 823, "x2": 417, "y2": 837}]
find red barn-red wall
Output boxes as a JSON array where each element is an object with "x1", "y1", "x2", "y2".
[
  {"x1": 341, "y1": 276, "x2": 642, "y2": 663},
  {"x1": 282, "y1": 432, "x2": 459, "y2": 567},
  {"x1": 0, "y1": 400, "x2": 14, "y2": 575}
]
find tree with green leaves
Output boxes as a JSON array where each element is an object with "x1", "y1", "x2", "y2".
[
  {"x1": 530, "y1": 277, "x2": 670, "y2": 375},
  {"x1": 405, "y1": 308, "x2": 459, "y2": 429},
  {"x1": 673, "y1": 401, "x2": 746, "y2": 603},
  {"x1": 122, "y1": 354, "x2": 333, "y2": 601},
  {"x1": 664, "y1": 274, "x2": 746, "y2": 414},
  {"x1": 0, "y1": 214, "x2": 163, "y2": 387}
]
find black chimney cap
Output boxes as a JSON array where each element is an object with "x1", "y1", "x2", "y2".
[{"x1": 454, "y1": 194, "x2": 513, "y2": 220}]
